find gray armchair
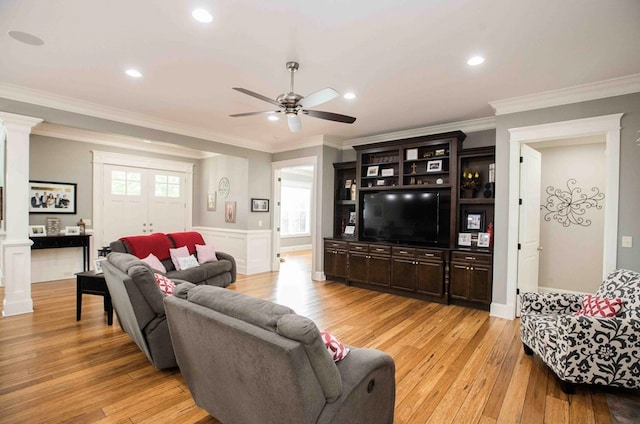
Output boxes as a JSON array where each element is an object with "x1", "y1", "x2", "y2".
[{"x1": 520, "y1": 269, "x2": 640, "y2": 393}]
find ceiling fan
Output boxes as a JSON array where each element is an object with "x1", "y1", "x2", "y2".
[{"x1": 230, "y1": 61, "x2": 356, "y2": 132}]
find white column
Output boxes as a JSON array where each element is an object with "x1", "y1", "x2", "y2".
[{"x1": 1, "y1": 112, "x2": 43, "y2": 317}]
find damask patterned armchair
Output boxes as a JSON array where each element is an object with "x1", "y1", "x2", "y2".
[{"x1": 520, "y1": 269, "x2": 640, "y2": 393}]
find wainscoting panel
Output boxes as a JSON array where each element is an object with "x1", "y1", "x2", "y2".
[{"x1": 193, "y1": 227, "x2": 272, "y2": 275}]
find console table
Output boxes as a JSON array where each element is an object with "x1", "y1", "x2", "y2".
[{"x1": 30, "y1": 234, "x2": 91, "y2": 272}]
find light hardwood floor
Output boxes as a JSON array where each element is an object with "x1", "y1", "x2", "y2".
[{"x1": 0, "y1": 251, "x2": 634, "y2": 423}]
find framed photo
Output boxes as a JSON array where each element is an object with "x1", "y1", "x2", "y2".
[
  {"x1": 381, "y1": 168, "x2": 394, "y2": 177},
  {"x1": 344, "y1": 225, "x2": 356, "y2": 235},
  {"x1": 251, "y1": 198, "x2": 269, "y2": 212},
  {"x1": 366, "y1": 166, "x2": 379, "y2": 177},
  {"x1": 207, "y1": 192, "x2": 217, "y2": 211},
  {"x1": 46, "y1": 217, "x2": 61, "y2": 235},
  {"x1": 458, "y1": 233, "x2": 472, "y2": 247},
  {"x1": 344, "y1": 179, "x2": 353, "y2": 189},
  {"x1": 434, "y1": 148, "x2": 446, "y2": 157},
  {"x1": 464, "y1": 211, "x2": 485, "y2": 231},
  {"x1": 406, "y1": 148, "x2": 418, "y2": 161},
  {"x1": 29, "y1": 181, "x2": 77, "y2": 214},
  {"x1": 225, "y1": 201, "x2": 236, "y2": 223},
  {"x1": 426, "y1": 160, "x2": 443, "y2": 173},
  {"x1": 65, "y1": 226, "x2": 81, "y2": 236},
  {"x1": 477, "y1": 232, "x2": 491, "y2": 248},
  {"x1": 29, "y1": 225, "x2": 47, "y2": 237},
  {"x1": 348, "y1": 211, "x2": 356, "y2": 224},
  {"x1": 94, "y1": 258, "x2": 107, "y2": 274},
  {"x1": 376, "y1": 179, "x2": 386, "y2": 186}
]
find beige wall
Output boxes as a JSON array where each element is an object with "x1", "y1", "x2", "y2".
[{"x1": 537, "y1": 142, "x2": 605, "y2": 293}]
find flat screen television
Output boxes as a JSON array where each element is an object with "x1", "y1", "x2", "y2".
[{"x1": 360, "y1": 190, "x2": 450, "y2": 246}]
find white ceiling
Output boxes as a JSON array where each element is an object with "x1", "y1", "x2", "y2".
[{"x1": 1, "y1": 0, "x2": 639, "y2": 153}]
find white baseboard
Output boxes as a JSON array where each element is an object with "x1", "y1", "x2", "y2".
[{"x1": 490, "y1": 302, "x2": 515, "y2": 320}]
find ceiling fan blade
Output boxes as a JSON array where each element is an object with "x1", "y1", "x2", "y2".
[
  {"x1": 230, "y1": 110, "x2": 280, "y2": 117},
  {"x1": 232, "y1": 87, "x2": 282, "y2": 107},
  {"x1": 298, "y1": 87, "x2": 339, "y2": 109},
  {"x1": 304, "y1": 109, "x2": 356, "y2": 124},
  {"x1": 288, "y1": 115, "x2": 302, "y2": 132}
]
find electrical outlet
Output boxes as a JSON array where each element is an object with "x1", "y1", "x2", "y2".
[{"x1": 622, "y1": 236, "x2": 633, "y2": 248}]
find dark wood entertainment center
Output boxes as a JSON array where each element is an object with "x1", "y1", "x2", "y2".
[{"x1": 324, "y1": 131, "x2": 495, "y2": 310}]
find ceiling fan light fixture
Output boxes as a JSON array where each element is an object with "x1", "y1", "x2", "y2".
[
  {"x1": 192, "y1": 8, "x2": 213, "y2": 23},
  {"x1": 268, "y1": 115, "x2": 279, "y2": 121}
]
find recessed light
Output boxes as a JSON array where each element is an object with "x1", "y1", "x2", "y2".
[
  {"x1": 467, "y1": 56, "x2": 485, "y2": 66},
  {"x1": 343, "y1": 92, "x2": 356, "y2": 100},
  {"x1": 192, "y1": 8, "x2": 213, "y2": 23},
  {"x1": 125, "y1": 69, "x2": 143, "y2": 78},
  {"x1": 268, "y1": 115, "x2": 280, "y2": 121}
]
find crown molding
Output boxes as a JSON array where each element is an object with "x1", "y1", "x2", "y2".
[
  {"x1": 0, "y1": 82, "x2": 272, "y2": 153},
  {"x1": 490, "y1": 73, "x2": 640, "y2": 116},
  {"x1": 33, "y1": 123, "x2": 216, "y2": 159},
  {"x1": 342, "y1": 116, "x2": 496, "y2": 149}
]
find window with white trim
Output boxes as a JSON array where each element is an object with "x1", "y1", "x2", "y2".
[
  {"x1": 154, "y1": 174, "x2": 181, "y2": 198},
  {"x1": 111, "y1": 170, "x2": 141, "y2": 196},
  {"x1": 281, "y1": 186, "x2": 311, "y2": 236}
]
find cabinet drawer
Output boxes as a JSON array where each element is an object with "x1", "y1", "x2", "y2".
[
  {"x1": 369, "y1": 245, "x2": 391, "y2": 255},
  {"x1": 392, "y1": 247, "x2": 416, "y2": 258},
  {"x1": 451, "y1": 251, "x2": 492, "y2": 265},
  {"x1": 349, "y1": 243, "x2": 369, "y2": 253},
  {"x1": 415, "y1": 249, "x2": 443, "y2": 261},
  {"x1": 325, "y1": 240, "x2": 347, "y2": 250}
]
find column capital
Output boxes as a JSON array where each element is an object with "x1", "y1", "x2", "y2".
[{"x1": 0, "y1": 111, "x2": 43, "y2": 131}]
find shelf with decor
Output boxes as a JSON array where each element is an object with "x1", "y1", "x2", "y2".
[{"x1": 333, "y1": 161, "x2": 357, "y2": 239}]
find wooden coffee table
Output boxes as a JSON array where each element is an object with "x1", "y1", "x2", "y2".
[{"x1": 75, "y1": 271, "x2": 113, "y2": 325}]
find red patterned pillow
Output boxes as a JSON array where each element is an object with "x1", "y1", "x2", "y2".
[
  {"x1": 320, "y1": 331, "x2": 350, "y2": 362},
  {"x1": 154, "y1": 273, "x2": 176, "y2": 295},
  {"x1": 573, "y1": 294, "x2": 623, "y2": 317}
]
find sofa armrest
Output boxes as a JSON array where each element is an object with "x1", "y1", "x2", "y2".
[
  {"x1": 317, "y1": 347, "x2": 395, "y2": 424},
  {"x1": 216, "y1": 251, "x2": 237, "y2": 283},
  {"x1": 555, "y1": 315, "x2": 640, "y2": 386},
  {"x1": 520, "y1": 292, "x2": 583, "y2": 315}
]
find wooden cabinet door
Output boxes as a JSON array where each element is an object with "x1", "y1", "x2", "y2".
[
  {"x1": 324, "y1": 248, "x2": 337, "y2": 277},
  {"x1": 348, "y1": 252, "x2": 369, "y2": 283},
  {"x1": 416, "y1": 260, "x2": 444, "y2": 296},
  {"x1": 334, "y1": 250, "x2": 348, "y2": 278},
  {"x1": 369, "y1": 255, "x2": 391, "y2": 287},
  {"x1": 468, "y1": 264, "x2": 492, "y2": 304},
  {"x1": 391, "y1": 258, "x2": 416, "y2": 291},
  {"x1": 449, "y1": 263, "x2": 469, "y2": 300}
]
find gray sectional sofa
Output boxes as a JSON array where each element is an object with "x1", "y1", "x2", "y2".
[{"x1": 164, "y1": 283, "x2": 396, "y2": 424}]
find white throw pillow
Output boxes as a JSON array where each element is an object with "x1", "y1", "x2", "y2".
[
  {"x1": 177, "y1": 254, "x2": 199, "y2": 271},
  {"x1": 141, "y1": 253, "x2": 167, "y2": 273},
  {"x1": 196, "y1": 244, "x2": 218, "y2": 264},
  {"x1": 169, "y1": 246, "x2": 190, "y2": 270}
]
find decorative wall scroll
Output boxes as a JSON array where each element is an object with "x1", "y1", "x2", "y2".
[{"x1": 541, "y1": 179, "x2": 604, "y2": 227}]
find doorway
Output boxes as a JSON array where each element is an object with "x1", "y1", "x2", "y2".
[
  {"x1": 271, "y1": 157, "x2": 318, "y2": 274},
  {"x1": 505, "y1": 114, "x2": 622, "y2": 318}
]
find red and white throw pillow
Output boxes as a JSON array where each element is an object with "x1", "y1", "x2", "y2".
[
  {"x1": 320, "y1": 331, "x2": 350, "y2": 362},
  {"x1": 154, "y1": 273, "x2": 176, "y2": 295},
  {"x1": 573, "y1": 294, "x2": 623, "y2": 317}
]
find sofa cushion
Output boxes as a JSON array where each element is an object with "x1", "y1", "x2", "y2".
[
  {"x1": 196, "y1": 244, "x2": 218, "y2": 264},
  {"x1": 141, "y1": 253, "x2": 167, "y2": 273},
  {"x1": 185, "y1": 285, "x2": 294, "y2": 331},
  {"x1": 277, "y1": 314, "x2": 342, "y2": 402},
  {"x1": 573, "y1": 294, "x2": 623, "y2": 317},
  {"x1": 166, "y1": 265, "x2": 208, "y2": 284},
  {"x1": 170, "y1": 246, "x2": 190, "y2": 270},
  {"x1": 596, "y1": 269, "x2": 640, "y2": 319},
  {"x1": 108, "y1": 252, "x2": 166, "y2": 315},
  {"x1": 168, "y1": 231, "x2": 206, "y2": 255},
  {"x1": 120, "y1": 233, "x2": 173, "y2": 261}
]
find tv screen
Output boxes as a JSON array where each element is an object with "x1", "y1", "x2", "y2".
[{"x1": 360, "y1": 191, "x2": 449, "y2": 246}]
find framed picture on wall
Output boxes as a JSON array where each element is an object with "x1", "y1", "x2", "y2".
[
  {"x1": 207, "y1": 192, "x2": 217, "y2": 211},
  {"x1": 225, "y1": 201, "x2": 236, "y2": 223},
  {"x1": 251, "y1": 198, "x2": 269, "y2": 212},
  {"x1": 29, "y1": 181, "x2": 77, "y2": 214}
]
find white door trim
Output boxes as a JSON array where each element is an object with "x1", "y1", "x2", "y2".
[
  {"x1": 502, "y1": 113, "x2": 622, "y2": 319},
  {"x1": 92, "y1": 150, "x2": 194, "y2": 256},
  {"x1": 271, "y1": 156, "x2": 319, "y2": 276}
]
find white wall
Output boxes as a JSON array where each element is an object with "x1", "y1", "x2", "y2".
[{"x1": 537, "y1": 142, "x2": 606, "y2": 293}]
